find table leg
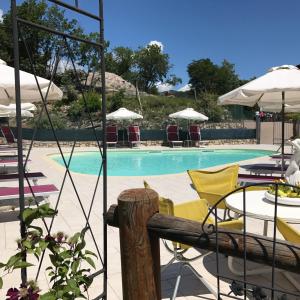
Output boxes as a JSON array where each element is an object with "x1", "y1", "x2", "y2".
[{"x1": 263, "y1": 220, "x2": 268, "y2": 236}]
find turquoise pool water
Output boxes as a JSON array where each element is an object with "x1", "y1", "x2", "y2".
[{"x1": 51, "y1": 149, "x2": 274, "y2": 176}]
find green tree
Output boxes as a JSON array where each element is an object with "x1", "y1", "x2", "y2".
[
  {"x1": 187, "y1": 58, "x2": 240, "y2": 95},
  {"x1": 0, "y1": 0, "x2": 84, "y2": 77},
  {"x1": 106, "y1": 47, "x2": 135, "y2": 81},
  {"x1": 198, "y1": 92, "x2": 224, "y2": 122},
  {"x1": 134, "y1": 44, "x2": 171, "y2": 93}
]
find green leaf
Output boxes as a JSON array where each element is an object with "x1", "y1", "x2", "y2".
[
  {"x1": 28, "y1": 225, "x2": 43, "y2": 236},
  {"x1": 0, "y1": 277, "x2": 3, "y2": 289},
  {"x1": 67, "y1": 278, "x2": 77, "y2": 289},
  {"x1": 13, "y1": 261, "x2": 34, "y2": 269},
  {"x1": 75, "y1": 240, "x2": 86, "y2": 253},
  {"x1": 68, "y1": 232, "x2": 80, "y2": 245},
  {"x1": 22, "y1": 240, "x2": 32, "y2": 249},
  {"x1": 85, "y1": 250, "x2": 97, "y2": 258},
  {"x1": 40, "y1": 291, "x2": 57, "y2": 300},
  {"x1": 85, "y1": 256, "x2": 95, "y2": 269},
  {"x1": 6, "y1": 253, "x2": 22, "y2": 268},
  {"x1": 0, "y1": 262, "x2": 5, "y2": 268},
  {"x1": 71, "y1": 260, "x2": 80, "y2": 273}
]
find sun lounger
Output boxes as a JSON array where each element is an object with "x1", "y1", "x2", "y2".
[
  {"x1": 238, "y1": 173, "x2": 284, "y2": 186},
  {"x1": 106, "y1": 125, "x2": 118, "y2": 147},
  {"x1": 0, "y1": 158, "x2": 30, "y2": 164},
  {"x1": 0, "y1": 184, "x2": 58, "y2": 201},
  {"x1": 240, "y1": 164, "x2": 288, "y2": 175},
  {"x1": 166, "y1": 125, "x2": 183, "y2": 147},
  {"x1": 0, "y1": 172, "x2": 45, "y2": 184},
  {"x1": 0, "y1": 184, "x2": 58, "y2": 214},
  {"x1": 128, "y1": 125, "x2": 141, "y2": 147},
  {"x1": 1, "y1": 126, "x2": 16, "y2": 144}
]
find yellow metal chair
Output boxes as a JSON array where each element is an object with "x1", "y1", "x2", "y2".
[
  {"x1": 143, "y1": 181, "x2": 243, "y2": 299},
  {"x1": 276, "y1": 218, "x2": 300, "y2": 291},
  {"x1": 187, "y1": 164, "x2": 239, "y2": 217}
]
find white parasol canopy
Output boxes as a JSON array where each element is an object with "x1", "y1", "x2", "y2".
[
  {"x1": 218, "y1": 65, "x2": 300, "y2": 107},
  {"x1": 0, "y1": 104, "x2": 35, "y2": 118},
  {"x1": 0, "y1": 59, "x2": 63, "y2": 104},
  {"x1": 218, "y1": 65, "x2": 300, "y2": 171},
  {"x1": 169, "y1": 108, "x2": 208, "y2": 121},
  {"x1": 107, "y1": 107, "x2": 143, "y2": 120}
]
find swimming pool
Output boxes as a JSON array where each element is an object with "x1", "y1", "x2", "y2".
[{"x1": 51, "y1": 149, "x2": 274, "y2": 176}]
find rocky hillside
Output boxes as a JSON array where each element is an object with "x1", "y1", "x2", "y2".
[{"x1": 85, "y1": 72, "x2": 137, "y2": 95}]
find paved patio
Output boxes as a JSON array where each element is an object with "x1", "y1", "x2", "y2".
[{"x1": 0, "y1": 144, "x2": 299, "y2": 299}]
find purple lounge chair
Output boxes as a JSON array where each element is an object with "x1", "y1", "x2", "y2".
[{"x1": 0, "y1": 184, "x2": 58, "y2": 200}]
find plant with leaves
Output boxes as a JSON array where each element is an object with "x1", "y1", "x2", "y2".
[
  {"x1": 134, "y1": 44, "x2": 171, "y2": 93},
  {"x1": 187, "y1": 58, "x2": 240, "y2": 95},
  {"x1": 0, "y1": 0, "x2": 84, "y2": 78},
  {"x1": 0, "y1": 203, "x2": 97, "y2": 300}
]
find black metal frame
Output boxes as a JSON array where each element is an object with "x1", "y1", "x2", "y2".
[
  {"x1": 11, "y1": 0, "x2": 107, "y2": 298},
  {"x1": 202, "y1": 181, "x2": 300, "y2": 300}
]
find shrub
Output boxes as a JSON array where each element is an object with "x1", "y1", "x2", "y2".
[
  {"x1": 29, "y1": 112, "x2": 66, "y2": 129},
  {"x1": 108, "y1": 90, "x2": 124, "y2": 112},
  {"x1": 67, "y1": 100, "x2": 83, "y2": 121},
  {"x1": 80, "y1": 91, "x2": 101, "y2": 113}
]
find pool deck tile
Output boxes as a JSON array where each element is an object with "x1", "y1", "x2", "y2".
[{"x1": 0, "y1": 143, "x2": 298, "y2": 299}]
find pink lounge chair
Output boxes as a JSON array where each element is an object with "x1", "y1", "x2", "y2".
[
  {"x1": 0, "y1": 184, "x2": 58, "y2": 201},
  {"x1": 1, "y1": 126, "x2": 16, "y2": 144},
  {"x1": 128, "y1": 125, "x2": 141, "y2": 147},
  {"x1": 166, "y1": 125, "x2": 183, "y2": 147},
  {"x1": 106, "y1": 125, "x2": 118, "y2": 147}
]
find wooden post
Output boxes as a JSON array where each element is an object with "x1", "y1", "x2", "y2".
[{"x1": 117, "y1": 188, "x2": 161, "y2": 300}]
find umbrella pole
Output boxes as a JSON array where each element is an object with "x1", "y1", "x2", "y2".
[{"x1": 281, "y1": 92, "x2": 285, "y2": 173}]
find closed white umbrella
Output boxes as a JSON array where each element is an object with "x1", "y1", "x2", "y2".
[
  {"x1": 107, "y1": 107, "x2": 143, "y2": 120},
  {"x1": 169, "y1": 108, "x2": 208, "y2": 121},
  {"x1": 0, "y1": 59, "x2": 63, "y2": 104},
  {"x1": 218, "y1": 65, "x2": 300, "y2": 169},
  {"x1": 107, "y1": 107, "x2": 143, "y2": 144},
  {"x1": 0, "y1": 104, "x2": 34, "y2": 118},
  {"x1": 7, "y1": 103, "x2": 37, "y2": 111}
]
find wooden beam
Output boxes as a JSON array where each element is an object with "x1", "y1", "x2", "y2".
[{"x1": 107, "y1": 204, "x2": 300, "y2": 274}]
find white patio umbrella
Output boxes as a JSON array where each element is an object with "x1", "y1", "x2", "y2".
[
  {"x1": 106, "y1": 107, "x2": 143, "y2": 120},
  {"x1": 218, "y1": 65, "x2": 300, "y2": 168},
  {"x1": 169, "y1": 108, "x2": 208, "y2": 140},
  {"x1": 0, "y1": 59, "x2": 63, "y2": 104},
  {"x1": 107, "y1": 107, "x2": 143, "y2": 143},
  {"x1": 169, "y1": 107, "x2": 208, "y2": 121}
]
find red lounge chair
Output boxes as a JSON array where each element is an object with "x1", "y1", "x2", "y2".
[
  {"x1": 128, "y1": 125, "x2": 141, "y2": 147},
  {"x1": 166, "y1": 125, "x2": 183, "y2": 147},
  {"x1": 0, "y1": 184, "x2": 58, "y2": 200},
  {"x1": 189, "y1": 124, "x2": 207, "y2": 147},
  {"x1": 106, "y1": 125, "x2": 118, "y2": 147},
  {"x1": 1, "y1": 126, "x2": 16, "y2": 144}
]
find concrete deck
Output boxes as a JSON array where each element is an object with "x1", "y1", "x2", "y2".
[{"x1": 0, "y1": 144, "x2": 299, "y2": 299}]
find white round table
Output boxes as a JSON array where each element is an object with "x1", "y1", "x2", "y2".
[{"x1": 225, "y1": 190, "x2": 300, "y2": 235}]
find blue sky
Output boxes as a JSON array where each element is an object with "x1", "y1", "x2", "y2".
[{"x1": 2, "y1": 0, "x2": 300, "y2": 90}]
